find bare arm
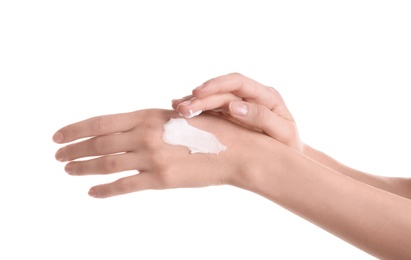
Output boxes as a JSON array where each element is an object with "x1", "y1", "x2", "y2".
[
  {"x1": 53, "y1": 108, "x2": 411, "y2": 259},
  {"x1": 241, "y1": 140, "x2": 411, "y2": 259},
  {"x1": 303, "y1": 144, "x2": 411, "y2": 199},
  {"x1": 173, "y1": 73, "x2": 411, "y2": 199}
]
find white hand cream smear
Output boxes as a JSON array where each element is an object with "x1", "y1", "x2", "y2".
[
  {"x1": 180, "y1": 110, "x2": 203, "y2": 119},
  {"x1": 162, "y1": 118, "x2": 227, "y2": 154}
]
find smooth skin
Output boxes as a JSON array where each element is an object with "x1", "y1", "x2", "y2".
[
  {"x1": 54, "y1": 73, "x2": 411, "y2": 259},
  {"x1": 173, "y1": 73, "x2": 411, "y2": 199}
]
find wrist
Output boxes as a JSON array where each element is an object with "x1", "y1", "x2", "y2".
[{"x1": 228, "y1": 134, "x2": 289, "y2": 197}]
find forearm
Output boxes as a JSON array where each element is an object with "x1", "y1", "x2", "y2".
[
  {"x1": 303, "y1": 143, "x2": 411, "y2": 199},
  {"x1": 234, "y1": 140, "x2": 411, "y2": 260}
]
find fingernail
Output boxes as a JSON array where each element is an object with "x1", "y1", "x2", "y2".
[
  {"x1": 185, "y1": 110, "x2": 202, "y2": 118},
  {"x1": 179, "y1": 100, "x2": 191, "y2": 106},
  {"x1": 53, "y1": 132, "x2": 64, "y2": 143},
  {"x1": 230, "y1": 101, "x2": 248, "y2": 116},
  {"x1": 177, "y1": 100, "x2": 193, "y2": 117},
  {"x1": 172, "y1": 98, "x2": 184, "y2": 103},
  {"x1": 177, "y1": 100, "x2": 192, "y2": 115},
  {"x1": 55, "y1": 150, "x2": 66, "y2": 162},
  {"x1": 194, "y1": 84, "x2": 204, "y2": 91}
]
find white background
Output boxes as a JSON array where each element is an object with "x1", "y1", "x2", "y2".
[{"x1": 1, "y1": 1, "x2": 410, "y2": 259}]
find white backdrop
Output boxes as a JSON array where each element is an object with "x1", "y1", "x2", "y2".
[{"x1": 1, "y1": 1, "x2": 410, "y2": 259}]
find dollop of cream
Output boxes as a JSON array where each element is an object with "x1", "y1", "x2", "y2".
[
  {"x1": 180, "y1": 110, "x2": 203, "y2": 118},
  {"x1": 162, "y1": 118, "x2": 227, "y2": 154}
]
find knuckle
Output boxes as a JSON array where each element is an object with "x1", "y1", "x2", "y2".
[
  {"x1": 279, "y1": 122, "x2": 298, "y2": 146},
  {"x1": 266, "y1": 86, "x2": 279, "y2": 95},
  {"x1": 228, "y1": 72, "x2": 245, "y2": 87},
  {"x1": 115, "y1": 178, "x2": 134, "y2": 194},
  {"x1": 72, "y1": 162, "x2": 84, "y2": 175},
  {"x1": 150, "y1": 158, "x2": 175, "y2": 189},
  {"x1": 254, "y1": 105, "x2": 269, "y2": 129},
  {"x1": 63, "y1": 144, "x2": 80, "y2": 161},
  {"x1": 102, "y1": 156, "x2": 117, "y2": 173},
  {"x1": 139, "y1": 115, "x2": 160, "y2": 133},
  {"x1": 264, "y1": 86, "x2": 286, "y2": 110},
  {"x1": 228, "y1": 72, "x2": 244, "y2": 79},
  {"x1": 150, "y1": 150, "x2": 166, "y2": 166},
  {"x1": 91, "y1": 138, "x2": 105, "y2": 154},
  {"x1": 138, "y1": 134, "x2": 155, "y2": 150},
  {"x1": 282, "y1": 128, "x2": 294, "y2": 144},
  {"x1": 91, "y1": 116, "x2": 110, "y2": 134},
  {"x1": 265, "y1": 86, "x2": 281, "y2": 102},
  {"x1": 137, "y1": 131, "x2": 161, "y2": 151},
  {"x1": 289, "y1": 122, "x2": 298, "y2": 135},
  {"x1": 156, "y1": 170, "x2": 174, "y2": 189},
  {"x1": 146, "y1": 116, "x2": 161, "y2": 129},
  {"x1": 65, "y1": 125, "x2": 76, "y2": 142}
]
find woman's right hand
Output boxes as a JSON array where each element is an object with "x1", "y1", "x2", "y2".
[{"x1": 172, "y1": 73, "x2": 303, "y2": 152}]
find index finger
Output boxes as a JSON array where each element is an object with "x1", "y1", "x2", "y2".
[
  {"x1": 193, "y1": 73, "x2": 283, "y2": 111},
  {"x1": 193, "y1": 73, "x2": 290, "y2": 117},
  {"x1": 52, "y1": 112, "x2": 137, "y2": 144}
]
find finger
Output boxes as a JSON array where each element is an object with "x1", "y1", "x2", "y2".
[
  {"x1": 55, "y1": 132, "x2": 136, "y2": 162},
  {"x1": 229, "y1": 101, "x2": 299, "y2": 148},
  {"x1": 53, "y1": 111, "x2": 138, "y2": 144},
  {"x1": 171, "y1": 95, "x2": 193, "y2": 110},
  {"x1": 176, "y1": 93, "x2": 241, "y2": 117},
  {"x1": 88, "y1": 172, "x2": 156, "y2": 198},
  {"x1": 194, "y1": 73, "x2": 289, "y2": 117},
  {"x1": 64, "y1": 152, "x2": 141, "y2": 176}
]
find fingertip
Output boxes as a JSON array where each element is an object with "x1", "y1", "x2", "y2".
[
  {"x1": 53, "y1": 131, "x2": 64, "y2": 143},
  {"x1": 176, "y1": 100, "x2": 191, "y2": 116},
  {"x1": 55, "y1": 149, "x2": 66, "y2": 162},
  {"x1": 171, "y1": 98, "x2": 185, "y2": 110},
  {"x1": 88, "y1": 188, "x2": 97, "y2": 198},
  {"x1": 89, "y1": 184, "x2": 115, "y2": 199},
  {"x1": 64, "y1": 163, "x2": 75, "y2": 175},
  {"x1": 88, "y1": 187, "x2": 102, "y2": 198},
  {"x1": 176, "y1": 103, "x2": 202, "y2": 118}
]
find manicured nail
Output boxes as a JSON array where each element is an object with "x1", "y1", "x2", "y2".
[
  {"x1": 185, "y1": 110, "x2": 202, "y2": 118},
  {"x1": 179, "y1": 100, "x2": 191, "y2": 106},
  {"x1": 177, "y1": 100, "x2": 192, "y2": 114},
  {"x1": 230, "y1": 101, "x2": 248, "y2": 116},
  {"x1": 172, "y1": 98, "x2": 184, "y2": 104},
  {"x1": 53, "y1": 132, "x2": 64, "y2": 143},
  {"x1": 194, "y1": 84, "x2": 204, "y2": 91},
  {"x1": 177, "y1": 100, "x2": 193, "y2": 117},
  {"x1": 55, "y1": 150, "x2": 66, "y2": 162}
]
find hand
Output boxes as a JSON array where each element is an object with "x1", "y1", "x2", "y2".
[
  {"x1": 53, "y1": 109, "x2": 273, "y2": 198},
  {"x1": 172, "y1": 73, "x2": 303, "y2": 152}
]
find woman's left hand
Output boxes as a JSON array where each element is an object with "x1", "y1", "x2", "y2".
[{"x1": 53, "y1": 109, "x2": 276, "y2": 198}]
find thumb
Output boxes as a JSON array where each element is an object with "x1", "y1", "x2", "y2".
[{"x1": 228, "y1": 101, "x2": 296, "y2": 147}]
